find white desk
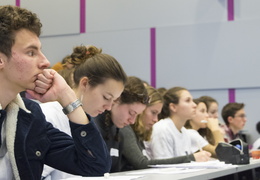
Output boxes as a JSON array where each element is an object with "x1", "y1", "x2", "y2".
[{"x1": 111, "y1": 159, "x2": 260, "y2": 180}]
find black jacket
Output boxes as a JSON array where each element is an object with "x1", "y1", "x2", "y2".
[{"x1": 0, "y1": 95, "x2": 111, "y2": 180}]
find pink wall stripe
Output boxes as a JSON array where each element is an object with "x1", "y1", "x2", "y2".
[
  {"x1": 16, "y1": 0, "x2": 20, "y2": 7},
  {"x1": 80, "y1": 0, "x2": 86, "y2": 33},
  {"x1": 228, "y1": 89, "x2": 235, "y2": 103},
  {"x1": 150, "y1": 28, "x2": 156, "y2": 88},
  {"x1": 228, "y1": 1, "x2": 235, "y2": 102},
  {"x1": 227, "y1": 0, "x2": 234, "y2": 21}
]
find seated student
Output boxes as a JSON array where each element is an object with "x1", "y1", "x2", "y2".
[
  {"x1": 0, "y1": 5, "x2": 111, "y2": 179},
  {"x1": 185, "y1": 98, "x2": 224, "y2": 158},
  {"x1": 147, "y1": 87, "x2": 211, "y2": 161},
  {"x1": 221, "y1": 102, "x2": 247, "y2": 142},
  {"x1": 93, "y1": 76, "x2": 149, "y2": 172},
  {"x1": 119, "y1": 86, "x2": 195, "y2": 171},
  {"x1": 40, "y1": 51, "x2": 128, "y2": 179},
  {"x1": 252, "y1": 121, "x2": 260, "y2": 150},
  {"x1": 199, "y1": 95, "x2": 226, "y2": 136},
  {"x1": 199, "y1": 96, "x2": 219, "y2": 119}
]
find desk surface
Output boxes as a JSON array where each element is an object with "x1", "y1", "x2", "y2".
[{"x1": 111, "y1": 159, "x2": 260, "y2": 180}]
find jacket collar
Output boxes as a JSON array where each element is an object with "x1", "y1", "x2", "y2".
[{"x1": 5, "y1": 94, "x2": 31, "y2": 180}]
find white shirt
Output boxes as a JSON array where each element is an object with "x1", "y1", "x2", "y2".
[
  {"x1": 148, "y1": 117, "x2": 193, "y2": 159},
  {"x1": 252, "y1": 138, "x2": 260, "y2": 150},
  {"x1": 143, "y1": 141, "x2": 152, "y2": 160},
  {"x1": 187, "y1": 129, "x2": 209, "y2": 153}
]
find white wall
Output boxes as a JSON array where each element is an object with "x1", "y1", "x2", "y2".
[{"x1": 1, "y1": 0, "x2": 260, "y2": 145}]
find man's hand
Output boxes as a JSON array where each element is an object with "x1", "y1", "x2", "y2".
[{"x1": 27, "y1": 69, "x2": 73, "y2": 104}]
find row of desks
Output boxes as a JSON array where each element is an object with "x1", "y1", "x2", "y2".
[{"x1": 110, "y1": 159, "x2": 260, "y2": 180}]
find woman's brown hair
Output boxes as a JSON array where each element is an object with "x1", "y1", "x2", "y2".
[{"x1": 105, "y1": 76, "x2": 149, "y2": 141}]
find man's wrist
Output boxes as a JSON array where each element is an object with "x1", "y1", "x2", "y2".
[{"x1": 62, "y1": 99, "x2": 82, "y2": 115}]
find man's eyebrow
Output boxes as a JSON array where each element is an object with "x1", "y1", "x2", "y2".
[{"x1": 25, "y1": 45, "x2": 40, "y2": 50}]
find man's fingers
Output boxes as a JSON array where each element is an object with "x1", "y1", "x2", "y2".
[{"x1": 35, "y1": 79, "x2": 52, "y2": 90}]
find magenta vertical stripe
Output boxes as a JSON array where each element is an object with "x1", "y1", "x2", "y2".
[
  {"x1": 227, "y1": 0, "x2": 234, "y2": 21},
  {"x1": 16, "y1": 0, "x2": 20, "y2": 6},
  {"x1": 228, "y1": 89, "x2": 235, "y2": 103},
  {"x1": 80, "y1": 0, "x2": 86, "y2": 33},
  {"x1": 150, "y1": 28, "x2": 156, "y2": 88}
]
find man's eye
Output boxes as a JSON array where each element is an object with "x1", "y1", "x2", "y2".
[{"x1": 28, "y1": 51, "x2": 34, "y2": 56}]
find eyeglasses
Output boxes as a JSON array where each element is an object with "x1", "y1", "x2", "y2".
[{"x1": 234, "y1": 114, "x2": 247, "y2": 118}]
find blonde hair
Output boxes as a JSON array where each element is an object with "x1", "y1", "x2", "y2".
[{"x1": 132, "y1": 85, "x2": 163, "y2": 141}]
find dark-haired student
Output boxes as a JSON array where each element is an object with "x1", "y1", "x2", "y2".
[
  {"x1": 147, "y1": 87, "x2": 211, "y2": 161},
  {"x1": 41, "y1": 46, "x2": 127, "y2": 179},
  {"x1": 221, "y1": 102, "x2": 247, "y2": 142},
  {"x1": 0, "y1": 5, "x2": 111, "y2": 179},
  {"x1": 93, "y1": 76, "x2": 148, "y2": 172},
  {"x1": 119, "y1": 86, "x2": 195, "y2": 171},
  {"x1": 185, "y1": 98, "x2": 224, "y2": 158}
]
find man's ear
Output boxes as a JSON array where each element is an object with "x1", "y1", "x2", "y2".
[
  {"x1": 0, "y1": 53, "x2": 6, "y2": 69},
  {"x1": 227, "y1": 116, "x2": 233, "y2": 124}
]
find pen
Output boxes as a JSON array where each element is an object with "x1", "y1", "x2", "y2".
[{"x1": 185, "y1": 151, "x2": 192, "y2": 162}]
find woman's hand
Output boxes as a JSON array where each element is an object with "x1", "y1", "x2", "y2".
[
  {"x1": 207, "y1": 118, "x2": 221, "y2": 131},
  {"x1": 193, "y1": 150, "x2": 212, "y2": 162}
]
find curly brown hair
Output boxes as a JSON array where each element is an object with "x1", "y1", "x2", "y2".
[
  {"x1": 0, "y1": 5, "x2": 42, "y2": 58},
  {"x1": 58, "y1": 45, "x2": 127, "y2": 90},
  {"x1": 104, "y1": 76, "x2": 149, "y2": 141},
  {"x1": 66, "y1": 45, "x2": 102, "y2": 67}
]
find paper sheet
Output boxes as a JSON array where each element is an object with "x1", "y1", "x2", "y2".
[
  {"x1": 61, "y1": 175, "x2": 143, "y2": 180},
  {"x1": 127, "y1": 167, "x2": 203, "y2": 175},
  {"x1": 148, "y1": 160, "x2": 236, "y2": 169}
]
